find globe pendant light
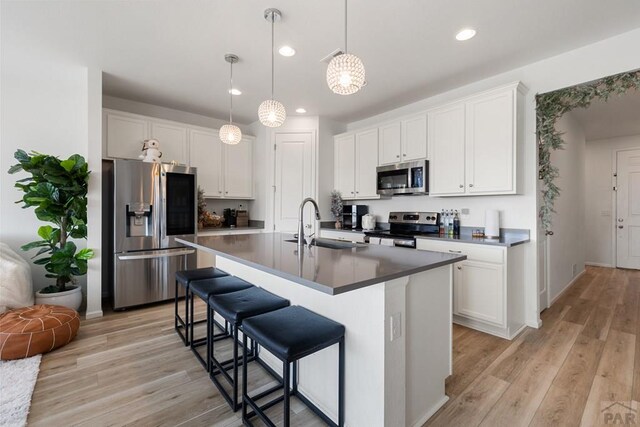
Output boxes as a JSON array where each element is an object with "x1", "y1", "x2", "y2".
[
  {"x1": 220, "y1": 54, "x2": 242, "y2": 145},
  {"x1": 258, "y1": 8, "x2": 286, "y2": 127},
  {"x1": 327, "y1": 0, "x2": 365, "y2": 95}
]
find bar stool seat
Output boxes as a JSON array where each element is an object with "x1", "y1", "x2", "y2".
[
  {"x1": 175, "y1": 267, "x2": 229, "y2": 346},
  {"x1": 189, "y1": 276, "x2": 254, "y2": 370},
  {"x1": 241, "y1": 306, "x2": 345, "y2": 427},
  {"x1": 242, "y1": 306, "x2": 345, "y2": 362},
  {"x1": 208, "y1": 287, "x2": 290, "y2": 411}
]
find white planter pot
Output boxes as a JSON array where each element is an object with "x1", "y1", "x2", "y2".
[{"x1": 35, "y1": 286, "x2": 82, "y2": 311}]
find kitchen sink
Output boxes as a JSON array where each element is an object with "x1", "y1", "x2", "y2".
[{"x1": 283, "y1": 238, "x2": 360, "y2": 250}]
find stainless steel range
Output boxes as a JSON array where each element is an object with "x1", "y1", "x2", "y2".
[{"x1": 364, "y1": 211, "x2": 440, "y2": 248}]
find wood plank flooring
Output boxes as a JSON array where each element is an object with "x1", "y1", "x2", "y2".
[{"x1": 28, "y1": 266, "x2": 639, "y2": 426}]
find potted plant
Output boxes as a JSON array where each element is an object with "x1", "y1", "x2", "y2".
[
  {"x1": 330, "y1": 190, "x2": 343, "y2": 229},
  {"x1": 8, "y1": 150, "x2": 94, "y2": 310}
]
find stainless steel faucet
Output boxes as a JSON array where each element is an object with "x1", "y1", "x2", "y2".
[{"x1": 298, "y1": 197, "x2": 321, "y2": 251}]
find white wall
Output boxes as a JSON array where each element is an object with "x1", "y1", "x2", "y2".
[
  {"x1": 0, "y1": 36, "x2": 89, "y2": 292},
  {"x1": 344, "y1": 28, "x2": 640, "y2": 325},
  {"x1": 585, "y1": 133, "x2": 640, "y2": 267},
  {"x1": 547, "y1": 113, "x2": 586, "y2": 302}
]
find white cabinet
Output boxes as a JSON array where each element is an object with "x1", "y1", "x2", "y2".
[
  {"x1": 319, "y1": 229, "x2": 366, "y2": 243},
  {"x1": 378, "y1": 116, "x2": 427, "y2": 166},
  {"x1": 427, "y1": 82, "x2": 524, "y2": 196},
  {"x1": 416, "y1": 238, "x2": 525, "y2": 339},
  {"x1": 150, "y1": 121, "x2": 188, "y2": 165},
  {"x1": 224, "y1": 137, "x2": 253, "y2": 199},
  {"x1": 105, "y1": 112, "x2": 148, "y2": 159},
  {"x1": 189, "y1": 129, "x2": 223, "y2": 197},
  {"x1": 189, "y1": 130, "x2": 253, "y2": 199},
  {"x1": 334, "y1": 130, "x2": 379, "y2": 200},
  {"x1": 378, "y1": 122, "x2": 402, "y2": 165},
  {"x1": 401, "y1": 114, "x2": 428, "y2": 161},
  {"x1": 428, "y1": 104, "x2": 466, "y2": 195}
]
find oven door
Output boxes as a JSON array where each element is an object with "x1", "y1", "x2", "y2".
[{"x1": 376, "y1": 160, "x2": 428, "y2": 196}]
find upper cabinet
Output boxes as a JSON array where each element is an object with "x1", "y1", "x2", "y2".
[
  {"x1": 334, "y1": 129, "x2": 379, "y2": 200},
  {"x1": 105, "y1": 112, "x2": 148, "y2": 159},
  {"x1": 428, "y1": 82, "x2": 525, "y2": 197},
  {"x1": 104, "y1": 109, "x2": 254, "y2": 199},
  {"x1": 378, "y1": 115, "x2": 427, "y2": 165}
]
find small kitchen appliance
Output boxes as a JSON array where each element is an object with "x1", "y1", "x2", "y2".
[
  {"x1": 362, "y1": 213, "x2": 376, "y2": 231},
  {"x1": 342, "y1": 205, "x2": 369, "y2": 230},
  {"x1": 365, "y1": 211, "x2": 440, "y2": 248}
]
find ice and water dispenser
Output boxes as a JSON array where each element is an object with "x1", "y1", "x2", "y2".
[{"x1": 126, "y1": 202, "x2": 153, "y2": 237}]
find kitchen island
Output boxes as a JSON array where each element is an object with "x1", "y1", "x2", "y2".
[{"x1": 177, "y1": 233, "x2": 465, "y2": 427}]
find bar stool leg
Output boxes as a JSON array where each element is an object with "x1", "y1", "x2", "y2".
[
  {"x1": 189, "y1": 290, "x2": 195, "y2": 349},
  {"x1": 185, "y1": 286, "x2": 190, "y2": 344},
  {"x1": 283, "y1": 361, "x2": 290, "y2": 427},
  {"x1": 232, "y1": 325, "x2": 239, "y2": 410},
  {"x1": 338, "y1": 336, "x2": 345, "y2": 427},
  {"x1": 242, "y1": 333, "x2": 249, "y2": 421}
]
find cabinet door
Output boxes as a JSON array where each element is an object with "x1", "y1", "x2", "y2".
[
  {"x1": 223, "y1": 137, "x2": 253, "y2": 198},
  {"x1": 454, "y1": 260, "x2": 504, "y2": 326},
  {"x1": 428, "y1": 104, "x2": 466, "y2": 195},
  {"x1": 401, "y1": 114, "x2": 428, "y2": 161},
  {"x1": 150, "y1": 121, "x2": 188, "y2": 165},
  {"x1": 355, "y1": 129, "x2": 379, "y2": 199},
  {"x1": 465, "y1": 90, "x2": 515, "y2": 194},
  {"x1": 106, "y1": 112, "x2": 149, "y2": 159},
  {"x1": 334, "y1": 134, "x2": 356, "y2": 199},
  {"x1": 378, "y1": 122, "x2": 402, "y2": 165},
  {"x1": 189, "y1": 129, "x2": 223, "y2": 197}
]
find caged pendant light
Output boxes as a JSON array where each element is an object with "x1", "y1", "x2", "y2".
[
  {"x1": 326, "y1": 0, "x2": 366, "y2": 95},
  {"x1": 258, "y1": 8, "x2": 286, "y2": 127},
  {"x1": 219, "y1": 54, "x2": 242, "y2": 145}
]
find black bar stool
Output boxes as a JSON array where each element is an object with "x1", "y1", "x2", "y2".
[
  {"x1": 188, "y1": 276, "x2": 254, "y2": 371},
  {"x1": 175, "y1": 267, "x2": 229, "y2": 346},
  {"x1": 208, "y1": 286, "x2": 290, "y2": 411},
  {"x1": 241, "y1": 306, "x2": 345, "y2": 427}
]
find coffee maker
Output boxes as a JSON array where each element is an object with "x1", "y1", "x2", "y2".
[{"x1": 342, "y1": 205, "x2": 369, "y2": 230}]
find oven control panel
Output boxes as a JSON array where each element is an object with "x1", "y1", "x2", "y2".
[{"x1": 388, "y1": 211, "x2": 439, "y2": 225}]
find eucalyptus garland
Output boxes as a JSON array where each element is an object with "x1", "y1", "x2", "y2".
[{"x1": 536, "y1": 69, "x2": 640, "y2": 235}]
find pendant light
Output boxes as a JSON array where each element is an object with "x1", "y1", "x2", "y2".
[
  {"x1": 326, "y1": 0, "x2": 366, "y2": 95},
  {"x1": 258, "y1": 8, "x2": 286, "y2": 127},
  {"x1": 220, "y1": 54, "x2": 242, "y2": 145}
]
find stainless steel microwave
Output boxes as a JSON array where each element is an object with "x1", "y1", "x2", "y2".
[{"x1": 376, "y1": 160, "x2": 428, "y2": 196}]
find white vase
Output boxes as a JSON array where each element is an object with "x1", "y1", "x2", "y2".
[{"x1": 35, "y1": 285, "x2": 82, "y2": 311}]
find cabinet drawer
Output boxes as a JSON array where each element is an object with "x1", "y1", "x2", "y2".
[
  {"x1": 416, "y1": 239, "x2": 504, "y2": 264},
  {"x1": 319, "y1": 230, "x2": 365, "y2": 243}
]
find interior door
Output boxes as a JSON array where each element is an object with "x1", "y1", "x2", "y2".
[
  {"x1": 274, "y1": 132, "x2": 314, "y2": 233},
  {"x1": 616, "y1": 149, "x2": 640, "y2": 269}
]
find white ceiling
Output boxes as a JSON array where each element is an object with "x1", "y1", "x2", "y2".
[
  {"x1": 3, "y1": 0, "x2": 640, "y2": 124},
  {"x1": 571, "y1": 88, "x2": 640, "y2": 141}
]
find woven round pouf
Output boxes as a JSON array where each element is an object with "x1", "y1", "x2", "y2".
[{"x1": 0, "y1": 304, "x2": 80, "y2": 360}]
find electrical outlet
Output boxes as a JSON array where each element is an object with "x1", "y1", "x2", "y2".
[
  {"x1": 390, "y1": 312, "x2": 402, "y2": 342},
  {"x1": 461, "y1": 208, "x2": 470, "y2": 215}
]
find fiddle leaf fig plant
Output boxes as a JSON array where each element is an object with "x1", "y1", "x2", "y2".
[{"x1": 9, "y1": 150, "x2": 94, "y2": 293}]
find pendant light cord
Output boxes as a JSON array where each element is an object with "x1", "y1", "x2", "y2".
[
  {"x1": 229, "y1": 60, "x2": 233, "y2": 124},
  {"x1": 344, "y1": 0, "x2": 348, "y2": 54},
  {"x1": 271, "y1": 14, "x2": 275, "y2": 100}
]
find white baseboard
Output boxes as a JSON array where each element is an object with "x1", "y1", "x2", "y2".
[
  {"x1": 411, "y1": 395, "x2": 449, "y2": 427},
  {"x1": 549, "y1": 269, "x2": 586, "y2": 305},
  {"x1": 85, "y1": 310, "x2": 103, "y2": 319},
  {"x1": 585, "y1": 261, "x2": 614, "y2": 268}
]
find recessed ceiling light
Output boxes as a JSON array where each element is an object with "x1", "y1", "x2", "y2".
[
  {"x1": 455, "y1": 28, "x2": 476, "y2": 41},
  {"x1": 279, "y1": 46, "x2": 296, "y2": 57},
  {"x1": 228, "y1": 88, "x2": 242, "y2": 95},
  {"x1": 295, "y1": 108, "x2": 306, "y2": 114}
]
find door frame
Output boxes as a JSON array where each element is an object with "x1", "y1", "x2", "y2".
[
  {"x1": 613, "y1": 147, "x2": 640, "y2": 268},
  {"x1": 269, "y1": 129, "x2": 317, "y2": 233}
]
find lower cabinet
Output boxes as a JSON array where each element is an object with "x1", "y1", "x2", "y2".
[
  {"x1": 318, "y1": 229, "x2": 366, "y2": 243},
  {"x1": 416, "y1": 239, "x2": 525, "y2": 339}
]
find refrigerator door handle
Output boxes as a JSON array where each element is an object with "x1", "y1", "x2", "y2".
[{"x1": 117, "y1": 249, "x2": 195, "y2": 261}]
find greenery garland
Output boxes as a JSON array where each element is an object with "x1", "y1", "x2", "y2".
[{"x1": 536, "y1": 69, "x2": 640, "y2": 235}]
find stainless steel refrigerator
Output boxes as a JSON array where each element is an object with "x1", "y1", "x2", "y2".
[{"x1": 104, "y1": 159, "x2": 197, "y2": 309}]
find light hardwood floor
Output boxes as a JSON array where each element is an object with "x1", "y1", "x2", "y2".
[{"x1": 29, "y1": 266, "x2": 639, "y2": 426}]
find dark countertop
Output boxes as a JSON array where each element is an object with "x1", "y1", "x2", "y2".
[
  {"x1": 320, "y1": 225, "x2": 530, "y2": 247},
  {"x1": 176, "y1": 233, "x2": 465, "y2": 295}
]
